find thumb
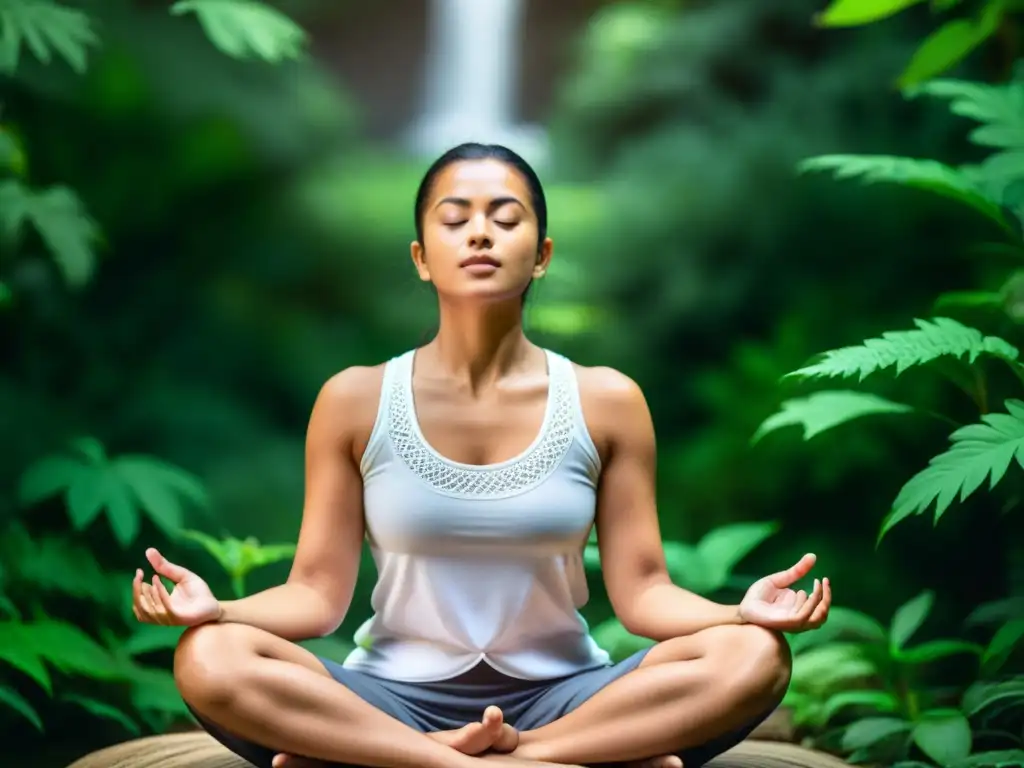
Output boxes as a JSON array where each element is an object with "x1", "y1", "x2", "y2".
[
  {"x1": 769, "y1": 553, "x2": 816, "y2": 588},
  {"x1": 145, "y1": 547, "x2": 192, "y2": 584}
]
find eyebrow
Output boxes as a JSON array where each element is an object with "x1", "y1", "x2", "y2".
[{"x1": 434, "y1": 195, "x2": 525, "y2": 212}]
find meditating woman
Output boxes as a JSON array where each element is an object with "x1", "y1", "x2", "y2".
[{"x1": 131, "y1": 142, "x2": 832, "y2": 768}]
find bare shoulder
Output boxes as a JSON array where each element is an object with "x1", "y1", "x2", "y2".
[
  {"x1": 571, "y1": 363, "x2": 654, "y2": 456},
  {"x1": 310, "y1": 364, "x2": 387, "y2": 452}
]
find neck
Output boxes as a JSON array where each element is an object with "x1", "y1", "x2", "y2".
[{"x1": 425, "y1": 299, "x2": 534, "y2": 389}]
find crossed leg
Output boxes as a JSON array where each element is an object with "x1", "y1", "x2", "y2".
[{"x1": 174, "y1": 622, "x2": 788, "y2": 768}]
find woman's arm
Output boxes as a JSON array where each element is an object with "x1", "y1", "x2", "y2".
[
  {"x1": 214, "y1": 366, "x2": 381, "y2": 641},
  {"x1": 580, "y1": 367, "x2": 744, "y2": 642}
]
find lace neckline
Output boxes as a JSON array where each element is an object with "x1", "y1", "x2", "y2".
[{"x1": 387, "y1": 349, "x2": 576, "y2": 498}]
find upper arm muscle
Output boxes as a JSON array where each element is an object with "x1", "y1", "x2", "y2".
[
  {"x1": 579, "y1": 367, "x2": 669, "y2": 631},
  {"x1": 287, "y1": 365, "x2": 382, "y2": 628}
]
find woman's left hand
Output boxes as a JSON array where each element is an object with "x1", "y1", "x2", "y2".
[{"x1": 738, "y1": 553, "x2": 831, "y2": 633}]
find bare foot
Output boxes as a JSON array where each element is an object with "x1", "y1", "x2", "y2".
[
  {"x1": 270, "y1": 706, "x2": 520, "y2": 767},
  {"x1": 430, "y1": 705, "x2": 519, "y2": 755}
]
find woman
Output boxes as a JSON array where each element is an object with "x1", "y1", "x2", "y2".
[{"x1": 132, "y1": 143, "x2": 831, "y2": 768}]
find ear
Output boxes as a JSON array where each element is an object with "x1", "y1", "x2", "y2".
[
  {"x1": 533, "y1": 237, "x2": 554, "y2": 279},
  {"x1": 410, "y1": 241, "x2": 431, "y2": 282}
]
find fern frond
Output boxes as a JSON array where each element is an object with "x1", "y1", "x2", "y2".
[
  {"x1": 0, "y1": 180, "x2": 99, "y2": 286},
  {"x1": 0, "y1": 0, "x2": 98, "y2": 74},
  {"x1": 910, "y1": 79, "x2": 1024, "y2": 151},
  {"x1": 880, "y1": 400, "x2": 1024, "y2": 538},
  {"x1": 786, "y1": 318, "x2": 1019, "y2": 382},
  {"x1": 798, "y1": 154, "x2": 1010, "y2": 233},
  {"x1": 753, "y1": 391, "x2": 914, "y2": 444},
  {"x1": 909, "y1": 79, "x2": 1024, "y2": 209},
  {"x1": 170, "y1": 0, "x2": 306, "y2": 63}
]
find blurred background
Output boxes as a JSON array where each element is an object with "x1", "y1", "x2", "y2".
[{"x1": 2, "y1": 0, "x2": 1023, "y2": 765}]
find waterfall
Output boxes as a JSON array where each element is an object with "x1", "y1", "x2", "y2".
[{"x1": 406, "y1": 0, "x2": 547, "y2": 166}]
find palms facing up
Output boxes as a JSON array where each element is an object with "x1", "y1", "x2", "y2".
[
  {"x1": 739, "y1": 553, "x2": 831, "y2": 632},
  {"x1": 132, "y1": 548, "x2": 220, "y2": 626}
]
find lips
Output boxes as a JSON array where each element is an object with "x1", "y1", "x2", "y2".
[{"x1": 460, "y1": 254, "x2": 500, "y2": 268}]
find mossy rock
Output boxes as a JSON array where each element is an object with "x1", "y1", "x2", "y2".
[{"x1": 65, "y1": 731, "x2": 850, "y2": 767}]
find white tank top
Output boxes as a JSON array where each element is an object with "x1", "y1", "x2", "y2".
[{"x1": 341, "y1": 348, "x2": 612, "y2": 682}]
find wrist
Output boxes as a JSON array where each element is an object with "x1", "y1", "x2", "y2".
[
  {"x1": 213, "y1": 601, "x2": 227, "y2": 623},
  {"x1": 732, "y1": 604, "x2": 748, "y2": 625}
]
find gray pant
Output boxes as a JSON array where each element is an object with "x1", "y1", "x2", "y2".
[{"x1": 190, "y1": 649, "x2": 769, "y2": 767}]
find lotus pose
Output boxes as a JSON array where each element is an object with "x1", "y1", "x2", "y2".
[{"x1": 132, "y1": 143, "x2": 832, "y2": 768}]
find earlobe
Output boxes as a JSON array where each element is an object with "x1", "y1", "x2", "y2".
[{"x1": 410, "y1": 241, "x2": 431, "y2": 282}]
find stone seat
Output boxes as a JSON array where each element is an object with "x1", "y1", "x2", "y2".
[{"x1": 66, "y1": 731, "x2": 849, "y2": 768}]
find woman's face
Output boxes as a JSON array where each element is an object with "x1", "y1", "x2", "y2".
[{"x1": 411, "y1": 159, "x2": 552, "y2": 303}]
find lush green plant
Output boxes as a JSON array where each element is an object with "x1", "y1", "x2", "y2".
[
  {"x1": 0, "y1": 0, "x2": 309, "y2": 740},
  {"x1": 814, "y1": 0, "x2": 1014, "y2": 87},
  {"x1": 757, "y1": 77, "x2": 1024, "y2": 542},
  {"x1": 757, "y1": 75, "x2": 1024, "y2": 766},
  {"x1": 181, "y1": 529, "x2": 297, "y2": 598},
  {"x1": 584, "y1": 521, "x2": 779, "y2": 660},
  {"x1": 785, "y1": 591, "x2": 1023, "y2": 766}
]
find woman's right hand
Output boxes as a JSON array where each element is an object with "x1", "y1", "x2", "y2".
[{"x1": 132, "y1": 547, "x2": 221, "y2": 627}]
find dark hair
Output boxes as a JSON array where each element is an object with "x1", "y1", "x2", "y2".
[{"x1": 413, "y1": 142, "x2": 548, "y2": 251}]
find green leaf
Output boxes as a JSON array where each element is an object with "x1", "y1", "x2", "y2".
[
  {"x1": 753, "y1": 390, "x2": 913, "y2": 444},
  {"x1": 841, "y1": 716, "x2": 913, "y2": 751},
  {"x1": 3, "y1": 529, "x2": 115, "y2": 604},
  {"x1": 0, "y1": 180, "x2": 100, "y2": 286},
  {"x1": 126, "y1": 666, "x2": 192, "y2": 717},
  {"x1": 121, "y1": 625, "x2": 185, "y2": 657},
  {"x1": 890, "y1": 591, "x2": 934, "y2": 651},
  {"x1": 786, "y1": 318, "x2": 1019, "y2": 382},
  {"x1": 694, "y1": 521, "x2": 779, "y2": 592},
  {"x1": 788, "y1": 606, "x2": 889, "y2": 653},
  {"x1": 815, "y1": 0, "x2": 927, "y2": 27},
  {"x1": 0, "y1": 0, "x2": 99, "y2": 74},
  {"x1": 934, "y1": 291, "x2": 1004, "y2": 311},
  {"x1": 983, "y1": 618, "x2": 1024, "y2": 671},
  {"x1": 0, "y1": 126, "x2": 25, "y2": 176},
  {"x1": 0, "y1": 636, "x2": 51, "y2": 693},
  {"x1": 0, "y1": 685, "x2": 42, "y2": 731},
  {"x1": 881, "y1": 399, "x2": 1024, "y2": 538},
  {"x1": 17, "y1": 455, "x2": 89, "y2": 506},
  {"x1": 0, "y1": 281, "x2": 10, "y2": 307},
  {"x1": 962, "y1": 678, "x2": 1024, "y2": 717},
  {"x1": 790, "y1": 642, "x2": 881, "y2": 694},
  {"x1": 909, "y1": 79, "x2": 1024, "y2": 209},
  {"x1": 115, "y1": 456, "x2": 208, "y2": 536},
  {"x1": 61, "y1": 694, "x2": 140, "y2": 735},
  {"x1": 823, "y1": 689, "x2": 902, "y2": 722},
  {"x1": 798, "y1": 155, "x2": 1011, "y2": 233},
  {"x1": 912, "y1": 709, "x2": 972, "y2": 766},
  {"x1": 897, "y1": 3, "x2": 1004, "y2": 89},
  {"x1": 895, "y1": 638, "x2": 983, "y2": 664},
  {"x1": 170, "y1": 0, "x2": 306, "y2": 63},
  {"x1": 950, "y1": 749, "x2": 1024, "y2": 767}
]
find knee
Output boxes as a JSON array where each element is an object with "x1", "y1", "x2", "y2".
[
  {"x1": 703, "y1": 624, "x2": 792, "y2": 707},
  {"x1": 174, "y1": 622, "x2": 254, "y2": 710}
]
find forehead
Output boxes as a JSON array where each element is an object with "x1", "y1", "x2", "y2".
[{"x1": 430, "y1": 159, "x2": 530, "y2": 202}]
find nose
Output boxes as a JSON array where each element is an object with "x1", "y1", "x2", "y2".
[{"x1": 467, "y1": 215, "x2": 493, "y2": 250}]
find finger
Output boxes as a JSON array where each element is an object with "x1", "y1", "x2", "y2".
[
  {"x1": 132, "y1": 568, "x2": 144, "y2": 606},
  {"x1": 153, "y1": 574, "x2": 176, "y2": 616},
  {"x1": 139, "y1": 583, "x2": 167, "y2": 625},
  {"x1": 808, "y1": 578, "x2": 831, "y2": 627},
  {"x1": 146, "y1": 548, "x2": 191, "y2": 584},
  {"x1": 769, "y1": 553, "x2": 816, "y2": 588},
  {"x1": 796, "y1": 579, "x2": 824, "y2": 624},
  {"x1": 792, "y1": 590, "x2": 808, "y2": 613}
]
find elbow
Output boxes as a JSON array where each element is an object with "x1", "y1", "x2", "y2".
[
  {"x1": 290, "y1": 578, "x2": 348, "y2": 637},
  {"x1": 613, "y1": 572, "x2": 670, "y2": 637}
]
